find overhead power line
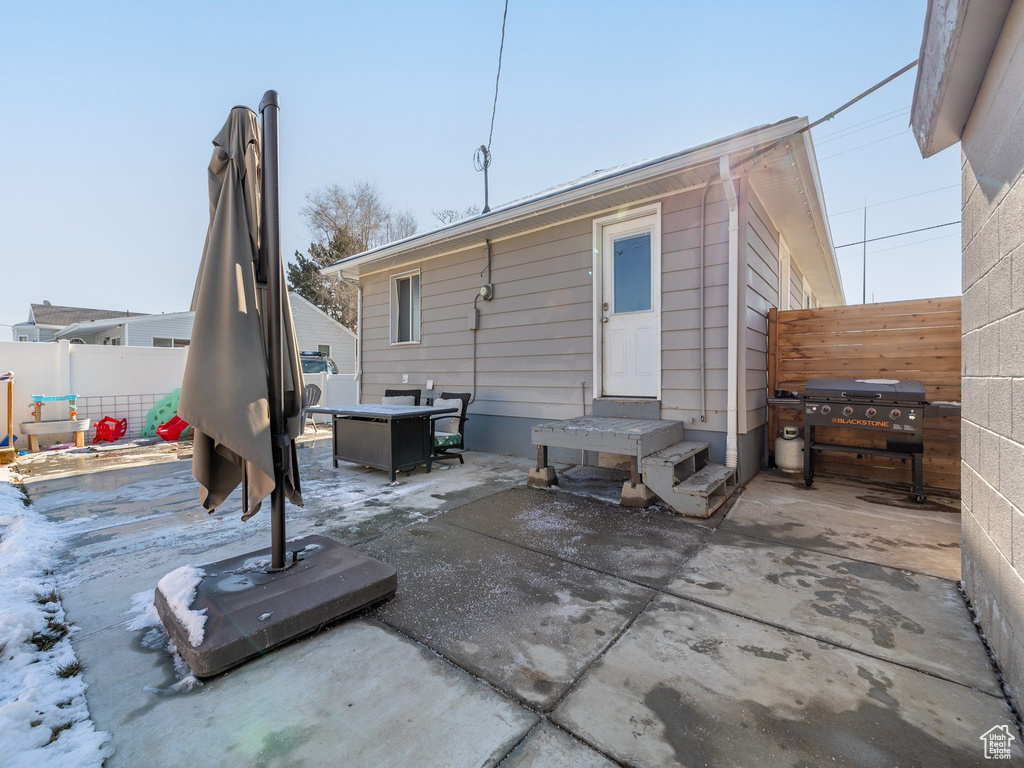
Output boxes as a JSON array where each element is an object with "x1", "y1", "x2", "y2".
[
  {"x1": 814, "y1": 106, "x2": 910, "y2": 141},
  {"x1": 818, "y1": 129, "x2": 912, "y2": 161},
  {"x1": 829, "y1": 184, "x2": 960, "y2": 218},
  {"x1": 815, "y1": 109, "x2": 910, "y2": 145},
  {"x1": 835, "y1": 220, "x2": 961, "y2": 248},
  {"x1": 839, "y1": 231, "x2": 958, "y2": 259},
  {"x1": 734, "y1": 60, "x2": 919, "y2": 175},
  {"x1": 487, "y1": 0, "x2": 509, "y2": 152},
  {"x1": 475, "y1": 0, "x2": 510, "y2": 214}
]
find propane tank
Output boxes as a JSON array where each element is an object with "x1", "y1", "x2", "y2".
[{"x1": 775, "y1": 426, "x2": 803, "y2": 473}]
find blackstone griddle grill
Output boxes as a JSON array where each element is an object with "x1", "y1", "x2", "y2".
[{"x1": 788, "y1": 378, "x2": 940, "y2": 502}]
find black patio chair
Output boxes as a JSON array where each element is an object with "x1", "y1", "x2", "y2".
[
  {"x1": 430, "y1": 392, "x2": 470, "y2": 465},
  {"x1": 383, "y1": 388, "x2": 421, "y2": 405}
]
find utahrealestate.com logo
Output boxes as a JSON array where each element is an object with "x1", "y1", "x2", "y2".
[{"x1": 980, "y1": 725, "x2": 1016, "y2": 759}]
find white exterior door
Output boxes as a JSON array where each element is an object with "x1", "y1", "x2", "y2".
[{"x1": 599, "y1": 212, "x2": 660, "y2": 397}]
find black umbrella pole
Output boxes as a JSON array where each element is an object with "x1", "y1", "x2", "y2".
[{"x1": 260, "y1": 90, "x2": 287, "y2": 571}]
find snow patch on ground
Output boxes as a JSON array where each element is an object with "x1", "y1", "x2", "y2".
[{"x1": 0, "y1": 472, "x2": 111, "y2": 768}]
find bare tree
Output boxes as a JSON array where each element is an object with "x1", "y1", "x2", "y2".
[
  {"x1": 432, "y1": 205, "x2": 481, "y2": 226},
  {"x1": 290, "y1": 181, "x2": 418, "y2": 330},
  {"x1": 303, "y1": 181, "x2": 418, "y2": 252}
]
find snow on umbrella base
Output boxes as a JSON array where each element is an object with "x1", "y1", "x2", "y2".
[{"x1": 154, "y1": 535, "x2": 397, "y2": 678}]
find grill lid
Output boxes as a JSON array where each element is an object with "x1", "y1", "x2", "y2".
[{"x1": 804, "y1": 378, "x2": 927, "y2": 403}]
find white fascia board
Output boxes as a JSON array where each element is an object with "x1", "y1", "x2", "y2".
[{"x1": 797, "y1": 130, "x2": 845, "y2": 305}]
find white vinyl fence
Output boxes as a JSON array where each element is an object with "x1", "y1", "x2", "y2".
[
  {"x1": 302, "y1": 372, "x2": 358, "y2": 423},
  {"x1": 0, "y1": 340, "x2": 358, "y2": 447}
]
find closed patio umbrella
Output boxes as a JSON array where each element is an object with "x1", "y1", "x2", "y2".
[
  {"x1": 178, "y1": 102, "x2": 303, "y2": 529},
  {"x1": 156, "y1": 92, "x2": 396, "y2": 677}
]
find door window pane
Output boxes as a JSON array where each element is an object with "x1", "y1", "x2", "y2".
[{"x1": 613, "y1": 233, "x2": 652, "y2": 313}]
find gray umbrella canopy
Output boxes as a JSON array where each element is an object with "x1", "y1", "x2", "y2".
[{"x1": 179, "y1": 107, "x2": 303, "y2": 520}]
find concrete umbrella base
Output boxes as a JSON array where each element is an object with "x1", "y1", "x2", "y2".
[{"x1": 155, "y1": 534, "x2": 397, "y2": 678}]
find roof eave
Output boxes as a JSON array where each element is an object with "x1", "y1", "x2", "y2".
[
  {"x1": 323, "y1": 118, "x2": 806, "y2": 279},
  {"x1": 797, "y1": 130, "x2": 845, "y2": 306},
  {"x1": 910, "y1": 0, "x2": 1012, "y2": 158}
]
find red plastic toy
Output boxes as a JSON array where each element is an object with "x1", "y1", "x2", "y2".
[
  {"x1": 156, "y1": 415, "x2": 190, "y2": 441},
  {"x1": 93, "y1": 416, "x2": 127, "y2": 444}
]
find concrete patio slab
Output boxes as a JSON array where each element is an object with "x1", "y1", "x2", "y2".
[
  {"x1": 358, "y1": 519, "x2": 654, "y2": 710},
  {"x1": 445, "y1": 487, "x2": 712, "y2": 588},
  {"x1": 501, "y1": 722, "x2": 618, "y2": 768},
  {"x1": 722, "y1": 472, "x2": 962, "y2": 579},
  {"x1": 667, "y1": 530, "x2": 1000, "y2": 693},
  {"x1": 553, "y1": 595, "x2": 1020, "y2": 768},
  {"x1": 79, "y1": 618, "x2": 536, "y2": 768}
]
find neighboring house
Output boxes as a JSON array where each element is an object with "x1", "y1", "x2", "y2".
[
  {"x1": 12, "y1": 301, "x2": 147, "y2": 342},
  {"x1": 911, "y1": 0, "x2": 1024, "y2": 703},
  {"x1": 323, "y1": 118, "x2": 843, "y2": 482},
  {"x1": 56, "y1": 311, "x2": 195, "y2": 347},
  {"x1": 288, "y1": 292, "x2": 357, "y2": 374},
  {"x1": 46, "y1": 294, "x2": 357, "y2": 373}
]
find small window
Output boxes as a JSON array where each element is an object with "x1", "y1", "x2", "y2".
[
  {"x1": 111, "y1": 338, "x2": 121, "y2": 346},
  {"x1": 390, "y1": 271, "x2": 421, "y2": 344},
  {"x1": 17, "y1": 335, "x2": 28, "y2": 342},
  {"x1": 154, "y1": 337, "x2": 189, "y2": 348},
  {"x1": 317, "y1": 344, "x2": 331, "y2": 356}
]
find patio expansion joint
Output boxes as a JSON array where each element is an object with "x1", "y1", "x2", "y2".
[
  {"x1": 437, "y1": 518, "x2": 1008, "y2": 703},
  {"x1": 357, "y1": 615, "x2": 630, "y2": 768},
  {"x1": 664, "y1": 527, "x2": 1010, "y2": 701}
]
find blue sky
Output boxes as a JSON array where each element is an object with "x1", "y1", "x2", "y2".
[{"x1": 0, "y1": 0, "x2": 960, "y2": 333}]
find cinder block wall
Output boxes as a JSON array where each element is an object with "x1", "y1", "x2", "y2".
[{"x1": 959, "y1": 3, "x2": 1024, "y2": 704}]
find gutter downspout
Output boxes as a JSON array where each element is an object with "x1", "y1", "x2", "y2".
[
  {"x1": 719, "y1": 155, "x2": 739, "y2": 470},
  {"x1": 698, "y1": 177, "x2": 713, "y2": 424},
  {"x1": 355, "y1": 281, "x2": 363, "y2": 404}
]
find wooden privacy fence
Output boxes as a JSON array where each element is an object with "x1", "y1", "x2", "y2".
[{"x1": 768, "y1": 296, "x2": 961, "y2": 490}]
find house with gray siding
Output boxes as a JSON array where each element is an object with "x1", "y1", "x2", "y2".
[
  {"x1": 48, "y1": 294, "x2": 356, "y2": 372},
  {"x1": 56, "y1": 311, "x2": 196, "y2": 347},
  {"x1": 12, "y1": 301, "x2": 147, "y2": 342},
  {"x1": 910, "y1": 0, "x2": 1024, "y2": 705},
  {"x1": 289, "y1": 292, "x2": 357, "y2": 374},
  {"x1": 323, "y1": 118, "x2": 843, "y2": 484}
]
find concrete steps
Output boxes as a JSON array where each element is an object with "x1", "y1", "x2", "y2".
[{"x1": 642, "y1": 441, "x2": 738, "y2": 518}]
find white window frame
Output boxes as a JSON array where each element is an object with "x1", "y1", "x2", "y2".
[
  {"x1": 317, "y1": 343, "x2": 332, "y2": 356},
  {"x1": 592, "y1": 202, "x2": 663, "y2": 400},
  {"x1": 390, "y1": 269, "x2": 422, "y2": 345}
]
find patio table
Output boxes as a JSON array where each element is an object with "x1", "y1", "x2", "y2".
[{"x1": 306, "y1": 404, "x2": 458, "y2": 481}]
